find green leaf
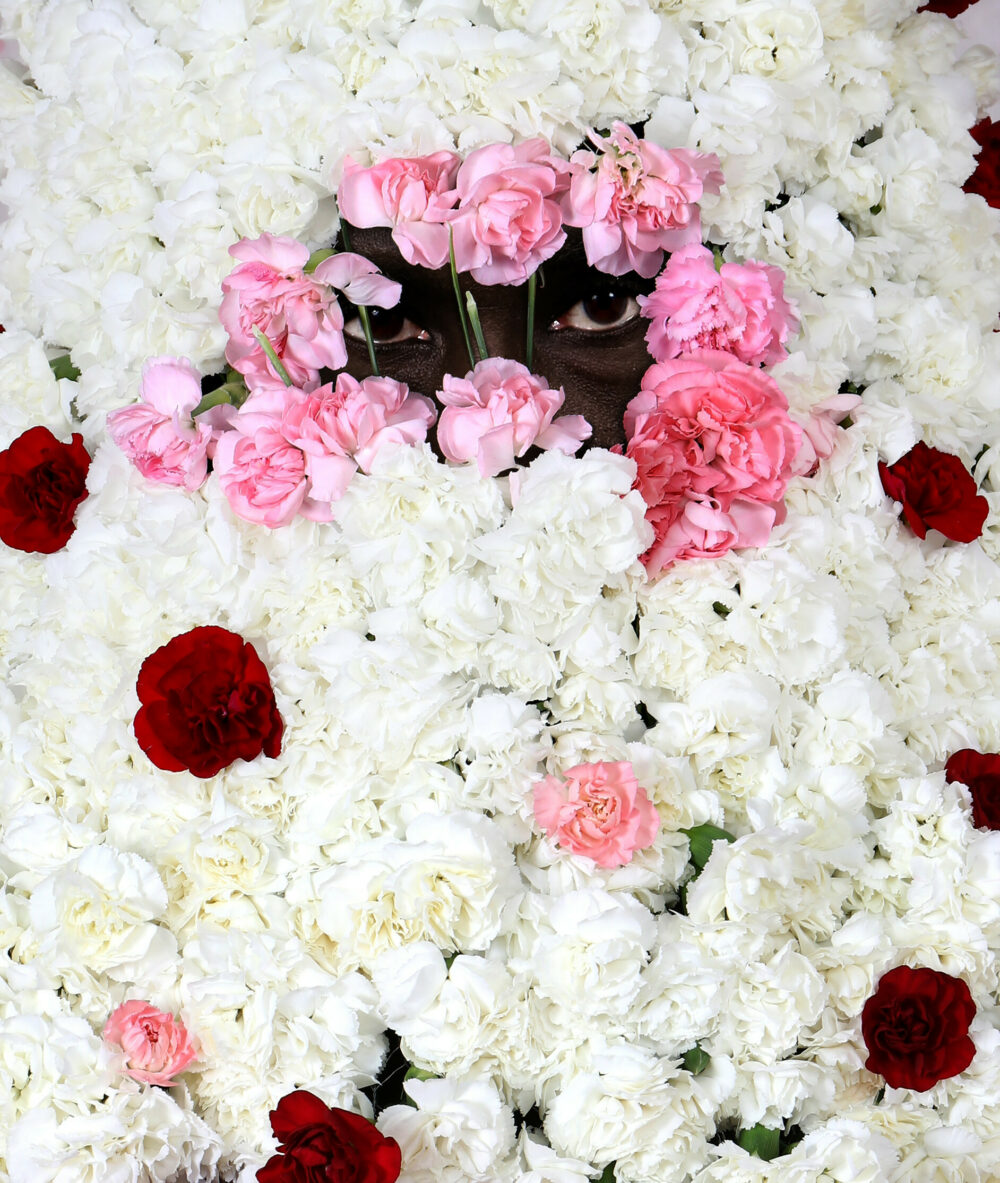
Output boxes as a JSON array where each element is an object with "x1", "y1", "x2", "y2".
[
  {"x1": 403, "y1": 1065, "x2": 437, "y2": 1082},
  {"x1": 681, "y1": 1045, "x2": 710, "y2": 1075},
  {"x1": 304, "y1": 247, "x2": 336, "y2": 273},
  {"x1": 49, "y1": 355, "x2": 80, "y2": 381},
  {"x1": 712, "y1": 601, "x2": 731, "y2": 618},
  {"x1": 597, "y1": 1164, "x2": 616, "y2": 1183},
  {"x1": 738, "y1": 1125, "x2": 781, "y2": 1161},
  {"x1": 681, "y1": 824, "x2": 735, "y2": 871}
]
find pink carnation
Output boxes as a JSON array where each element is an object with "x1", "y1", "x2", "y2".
[
  {"x1": 532, "y1": 761, "x2": 659, "y2": 868},
  {"x1": 103, "y1": 1001, "x2": 197, "y2": 1086},
  {"x1": 566, "y1": 123, "x2": 723, "y2": 278},
  {"x1": 220, "y1": 234, "x2": 401, "y2": 390},
  {"x1": 338, "y1": 151, "x2": 461, "y2": 269},
  {"x1": 446, "y1": 139, "x2": 574, "y2": 284},
  {"x1": 213, "y1": 422, "x2": 322, "y2": 527},
  {"x1": 281, "y1": 374, "x2": 437, "y2": 502},
  {"x1": 793, "y1": 390, "x2": 862, "y2": 476},
  {"x1": 639, "y1": 244, "x2": 798, "y2": 366},
  {"x1": 643, "y1": 493, "x2": 778, "y2": 572},
  {"x1": 436, "y1": 357, "x2": 591, "y2": 478},
  {"x1": 107, "y1": 357, "x2": 214, "y2": 490}
]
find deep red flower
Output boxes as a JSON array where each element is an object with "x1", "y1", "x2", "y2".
[
  {"x1": 945, "y1": 748, "x2": 1000, "y2": 829},
  {"x1": 257, "y1": 1090, "x2": 402, "y2": 1183},
  {"x1": 919, "y1": 0, "x2": 977, "y2": 15},
  {"x1": 0, "y1": 426, "x2": 91, "y2": 553},
  {"x1": 862, "y1": 965, "x2": 976, "y2": 1091},
  {"x1": 134, "y1": 625, "x2": 283, "y2": 778},
  {"x1": 878, "y1": 441, "x2": 988, "y2": 542},
  {"x1": 965, "y1": 118, "x2": 1000, "y2": 209}
]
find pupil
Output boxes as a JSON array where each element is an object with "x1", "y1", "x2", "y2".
[
  {"x1": 367, "y1": 306, "x2": 405, "y2": 341},
  {"x1": 582, "y1": 290, "x2": 628, "y2": 325}
]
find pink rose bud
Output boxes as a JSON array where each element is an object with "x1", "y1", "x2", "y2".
[
  {"x1": 446, "y1": 138, "x2": 573, "y2": 284},
  {"x1": 436, "y1": 357, "x2": 591, "y2": 478},
  {"x1": 103, "y1": 1001, "x2": 197, "y2": 1086},
  {"x1": 533, "y1": 761, "x2": 660, "y2": 867},
  {"x1": 638, "y1": 244, "x2": 798, "y2": 366},
  {"x1": 281, "y1": 373, "x2": 437, "y2": 502},
  {"x1": 337, "y1": 151, "x2": 461, "y2": 269},
  {"x1": 107, "y1": 357, "x2": 214, "y2": 490},
  {"x1": 565, "y1": 123, "x2": 723, "y2": 278}
]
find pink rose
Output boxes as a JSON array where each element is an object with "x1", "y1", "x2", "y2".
[
  {"x1": 103, "y1": 1001, "x2": 197, "y2": 1086},
  {"x1": 338, "y1": 151, "x2": 461, "y2": 269},
  {"x1": 220, "y1": 235, "x2": 401, "y2": 390},
  {"x1": 281, "y1": 374, "x2": 437, "y2": 502},
  {"x1": 446, "y1": 139, "x2": 573, "y2": 284},
  {"x1": 638, "y1": 244, "x2": 798, "y2": 366},
  {"x1": 107, "y1": 357, "x2": 214, "y2": 490},
  {"x1": 436, "y1": 357, "x2": 591, "y2": 478},
  {"x1": 566, "y1": 124, "x2": 723, "y2": 278},
  {"x1": 213, "y1": 422, "x2": 326, "y2": 526},
  {"x1": 533, "y1": 761, "x2": 659, "y2": 868},
  {"x1": 628, "y1": 354, "x2": 802, "y2": 506}
]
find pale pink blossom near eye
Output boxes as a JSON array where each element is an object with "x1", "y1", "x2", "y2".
[
  {"x1": 446, "y1": 138, "x2": 574, "y2": 284},
  {"x1": 533, "y1": 761, "x2": 659, "y2": 867},
  {"x1": 213, "y1": 422, "x2": 325, "y2": 526},
  {"x1": 103, "y1": 1000, "x2": 197, "y2": 1086},
  {"x1": 638, "y1": 243, "x2": 798, "y2": 366},
  {"x1": 436, "y1": 357, "x2": 591, "y2": 478},
  {"x1": 219, "y1": 234, "x2": 401, "y2": 391},
  {"x1": 337, "y1": 151, "x2": 461, "y2": 269},
  {"x1": 107, "y1": 357, "x2": 214, "y2": 490},
  {"x1": 565, "y1": 123, "x2": 723, "y2": 278},
  {"x1": 280, "y1": 374, "x2": 437, "y2": 502}
]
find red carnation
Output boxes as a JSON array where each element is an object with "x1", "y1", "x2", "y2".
[
  {"x1": 134, "y1": 625, "x2": 283, "y2": 778},
  {"x1": 258, "y1": 1090, "x2": 402, "y2": 1183},
  {"x1": 878, "y1": 441, "x2": 988, "y2": 542},
  {"x1": 0, "y1": 426, "x2": 91, "y2": 553},
  {"x1": 918, "y1": 0, "x2": 978, "y2": 14},
  {"x1": 862, "y1": 965, "x2": 977, "y2": 1091},
  {"x1": 945, "y1": 748, "x2": 1000, "y2": 829},
  {"x1": 966, "y1": 118, "x2": 1000, "y2": 209}
]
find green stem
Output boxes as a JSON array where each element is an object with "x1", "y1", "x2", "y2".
[
  {"x1": 191, "y1": 382, "x2": 247, "y2": 418},
  {"x1": 465, "y1": 291, "x2": 488, "y2": 362},
  {"x1": 339, "y1": 222, "x2": 379, "y2": 376},
  {"x1": 525, "y1": 271, "x2": 537, "y2": 370},
  {"x1": 251, "y1": 326, "x2": 293, "y2": 387},
  {"x1": 449, "y1": 228, "x2": 477, "y2": 370}
]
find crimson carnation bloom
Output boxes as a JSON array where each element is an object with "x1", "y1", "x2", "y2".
[
  {"x1": 862, "y1": 965, "x2": 977, "y2": 1091},
  {"x1": 257, "y1": 1090, "x2": 402, "y2": 1183},
  {"x1": 878, "y1": 441, "x2": 988, "y2": 542},
  {"x1": 966, "y1": 118, "x2": 1000, "y2": 209},
  {"x1": 919, "y1": 0, "x2": 977, "y2": 15},
  {"x1": 0, "y1": 426, "x2": 91, "y2": 553},
  {"x1": 945, "y1": 748, "x2": 1000, "y2": 829},
  {"x1": 134, "y1": 625, "x2": 283, "y2": 778}
]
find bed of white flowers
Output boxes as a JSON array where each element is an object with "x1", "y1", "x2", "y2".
[{"x1": 2, "y1": 1, "x2": 1000, "y2": 1181}]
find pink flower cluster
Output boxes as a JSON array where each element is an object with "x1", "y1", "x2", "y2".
[
  {"x1": 533, "y1": 760, "x2": 659, "y2": 867},
  {"x1": 337, "y1": 125, "x2": 722, "y2": 282},
  {"x1": 622, "y1": 352, "x2": 805, "y2": 571}
]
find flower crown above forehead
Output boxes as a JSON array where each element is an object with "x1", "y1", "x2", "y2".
[{"x1": 336, "y1": 123, "x2": 725, "y2": 284}]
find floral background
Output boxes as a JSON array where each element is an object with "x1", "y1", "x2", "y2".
[{"x1": 2, "y1": 2, "x2": 1000, "y2": 1182}]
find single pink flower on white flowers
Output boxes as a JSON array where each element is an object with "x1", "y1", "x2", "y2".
[
  {"x1": 213, "y1": 422, "x2": 328, "y2": 526},
  {"x1": 565, "y1": 123, "x2": 723, "y2": 278},
  {"x1": 219, "y1": 234, "x2": 401, "y2": 390},
  {"x1": 792, "y1": 390, "x2": 862, "y2": 476},
  {"x1": 281, "y1": 374, "x2": 437, "y2": 502},
  {"x1": 533, "y1": 761, "x2": 659, "y2": 868},
  {"x1": 107, "y1": 357, "x2": 214, "y2": 490},
  {"x1": 338, "y1": 151, "x2": 461, "y2": 269},
  {"x1": 446, "y1": 139, "x2": 574, "y2": 284},
  {"x1": 436, "y1": 358, "x2": 591, "y2": 478},
  {"x1": 103, "y1": 1000, "x2": 197, "y2": 1086},
  {"x1": 639, "y1": 244, "x2": 798, "y2": 366},
  {"x1": 643, "y1": 492, "x2": 778, "y2": 573}
]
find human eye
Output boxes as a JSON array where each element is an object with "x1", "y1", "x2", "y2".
[
  {"x1": 549, "y1": 287, "x2": 641, "y2": 333},
  {"x1": 343, "y1": 305, "x2": 431, "y2": 345}
]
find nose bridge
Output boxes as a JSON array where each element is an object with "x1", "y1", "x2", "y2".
[{"x1": 467, "y1": 278, "x2": 529, "y2": 368}]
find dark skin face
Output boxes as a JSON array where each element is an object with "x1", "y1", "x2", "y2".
[{"x1": 339, "y1": 226, "x2": 656, "y2": 450}]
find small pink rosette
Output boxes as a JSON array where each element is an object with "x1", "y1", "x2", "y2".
[{"x1": 103, "y1": 1000, "x2": 197, "y2": 1086}]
